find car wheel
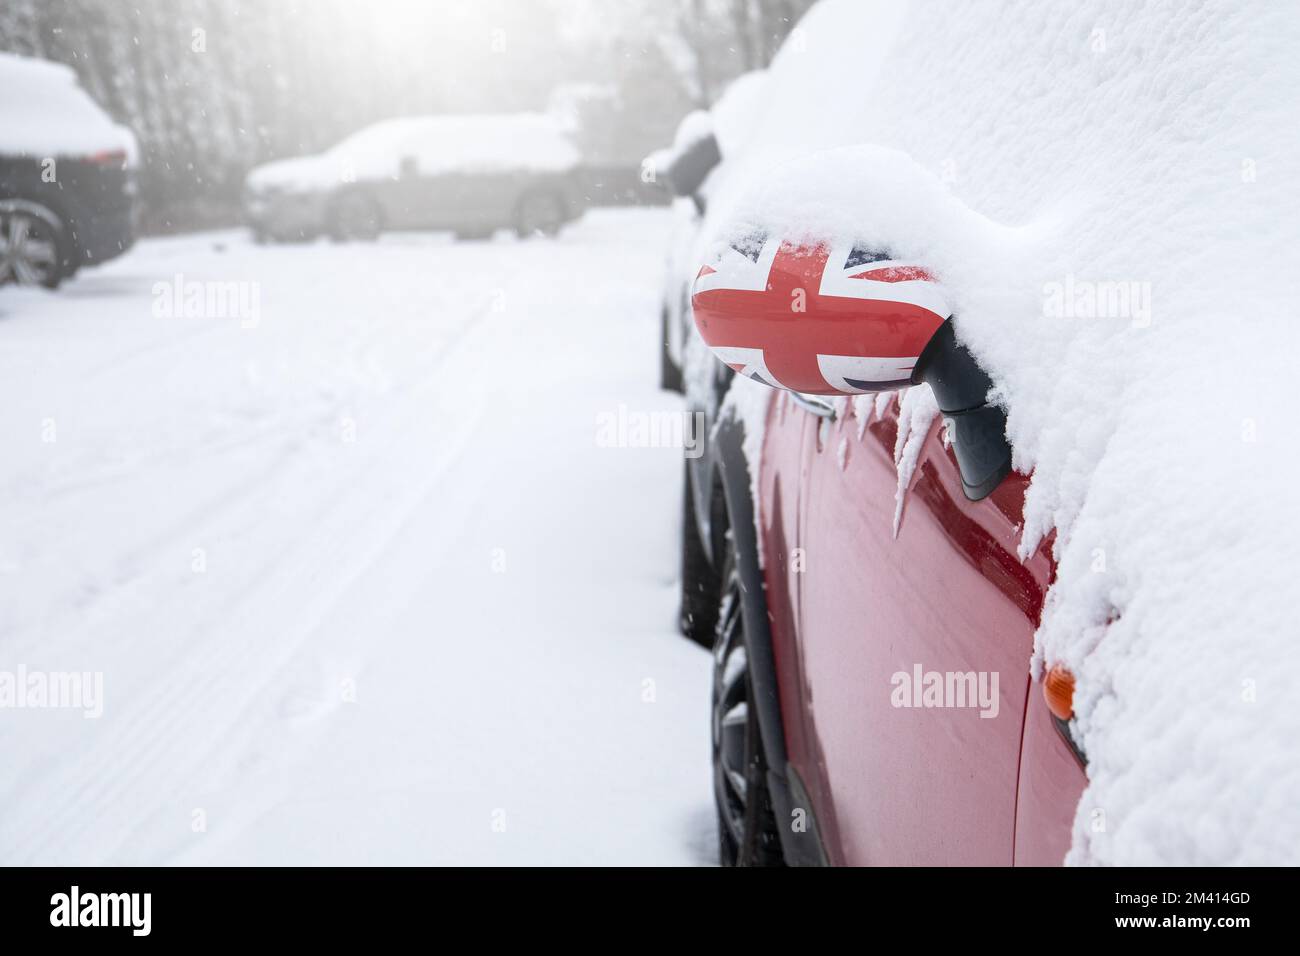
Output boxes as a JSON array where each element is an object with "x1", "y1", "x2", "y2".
[
  {"x1": 514, "y1": 191, "x2": 566, "y2": 238},
  {"x1": 712, "y1": 542, "x2": 787, "y2": 866},
  {"x1": 0, "y1": 201, "x2": 66, "y2": 289},
  {"x1": 330, "y1": 192, "x2": 382, "y2": 241}
]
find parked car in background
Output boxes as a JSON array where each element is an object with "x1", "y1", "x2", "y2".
[
  {"x1": 0, "y1": 52, "x2": 138, "y2": 289},
  {"x1": 243, "y1": 114, "x2": 587, "y2": 242},
  {"x1": 644, "y1": 71, "x2": 769, "y2": 645},
  {"x1": 648, "y1": 70, "x2": 768, "y2": 393}
]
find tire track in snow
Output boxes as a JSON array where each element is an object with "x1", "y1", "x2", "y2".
[{"x1": 1, "y1": 291, "x2": 501, "y2": 863}]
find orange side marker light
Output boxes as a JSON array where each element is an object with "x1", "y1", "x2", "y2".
[{"x1": 1043, "y1": 664, "x2": 1075, "y2": 721}]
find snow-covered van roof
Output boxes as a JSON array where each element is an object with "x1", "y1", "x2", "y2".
[
  {"x1": 246, "y1": 113, "x2": 580, "y2": 193},
  {"x1": 0, "y1": 52, "x2": 137, "y2": 161}
]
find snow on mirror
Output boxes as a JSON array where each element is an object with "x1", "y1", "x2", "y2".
[{"x1": 690, "y1": 146, "x2": 1014, "y2": 499}]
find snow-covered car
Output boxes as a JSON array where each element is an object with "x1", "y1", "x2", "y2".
[
  {"x1": 648, "y1": 71, "x2": 768, "y2": 393},
  {"x1": 677, "y1": 0, "x2": 1300, "y2": 867},
  {"x1": 0, "y1": 52, "x2": 138, "y2": 289},
  {"x1": 243, "y1": 114, "x2": 587, "y2": 242}
]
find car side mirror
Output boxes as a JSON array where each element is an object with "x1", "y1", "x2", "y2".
[
  {"x1": 662, "y1": 131, "x2": 721, "y2": 203},
  {"x1": 691, "y1": 235, "x2": 1012, "y2": 499}
]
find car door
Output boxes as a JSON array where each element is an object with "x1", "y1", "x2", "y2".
[
  {"x1": 392, "y1": 125, "x2": 512, "y2": 233},
  {"x1": 1014, "y1": 655, "x2": 1089, "y2": 864},
  {"x1": 785, "y1": 392, "x2": 1052, "y2": 865}
]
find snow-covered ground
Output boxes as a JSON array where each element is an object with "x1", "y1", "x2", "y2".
[{"x1": 0, "y1": 209, "x2": 715, "y2": 865}]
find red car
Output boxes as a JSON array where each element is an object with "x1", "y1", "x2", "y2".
[
  {"x1": 660, "y1": 0, "x2": 1149, "y2": 868},
  {"x1": 687, "y1": 235, "x2": 1088, "y2": 866},
  {"x1": 663, "y1": 4, "x2": 1092, "y2": 864}
]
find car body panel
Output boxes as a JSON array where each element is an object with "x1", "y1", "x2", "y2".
[
  {"x1": 1, "y1": 156, "x2": 137, "y2": 271},
  {"x1": 754, "y1": 390, "x2": 1080, "y2": 864},
  {"x1": 683, "y1": 340, "x2": 734, "y2": 565},
  {"x1": 659, "y1": 198, "x2": 702, "y2": 382},
  {"x1": 246, "y1": 171, "x2": 584, "y2": 240},
  {"x1": 244, "y1": 188, "x2": 329, "y2": 242},
  {"x1": 1014, "y1": 674, "x2": 1089, "y2": 865},
  {"x1": 368, "y1": 167, "x2": 579, "y2": 234}
]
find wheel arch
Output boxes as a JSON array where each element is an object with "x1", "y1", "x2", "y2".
[{"x1": 711, "y1": 411, "x2": 829, "y2": 866}]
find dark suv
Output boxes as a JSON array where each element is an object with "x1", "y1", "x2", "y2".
[{"x1": 0, "y1": 53, "x2": 138, "y2": 289}]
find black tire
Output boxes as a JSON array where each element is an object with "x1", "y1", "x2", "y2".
[
  {"x1": 679, "y1": 464, "x2": 719, "y2": 648},
  {"x1": 659, "y1": 307, "x2": 684, "y2": 392},
  {"x1": 712, "y1": 543, "x2": 786, "y2": 866},
  {"x1": 329, "y1": 192, "x2": 382, "y2": 241},
  {"x1": 514, "y1": 191, "x2": 566, "y2": 238},
  {"x1": 0, "y1": 200, "x2": 67, "y2": 289}
]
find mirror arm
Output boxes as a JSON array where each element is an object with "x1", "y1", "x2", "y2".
[
  {"x1": 912, "y1": 320, "x2": 1013, "y2": 500},
  {"x1": 912, "y1": 320, "x2": 992, "y2": 413},
  {"x1": 791, "y1": 392, "x2": 837, "y2": 420}
]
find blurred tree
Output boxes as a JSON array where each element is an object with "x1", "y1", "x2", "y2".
[
  {"x1": 0, "y1": 0, "x2": 43, "y2": 55},
  {"x1": 0, "y1": 0, "x2": 814, "y2": 230}
]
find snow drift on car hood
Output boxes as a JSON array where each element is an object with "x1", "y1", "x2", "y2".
[{"x1": 704, "y1": 0, "x2": 1300, "y2": 864}]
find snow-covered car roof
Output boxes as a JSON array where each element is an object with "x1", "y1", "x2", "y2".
[
  {"x1": 703, "y1": 0, "x2": 1300, "y2": 865},
  {"x1": 708, "y1": 70, "x2": 768, "y2": 158},
  {"x1": 0, "y1": 52, "x2": 137, "y2": 161},
  {"x1": 246, "y1": 113, "x2": 580, "y2": 193},
  {"x1": 644, "y1": 69, "x2": 771, "y2": 201}
]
